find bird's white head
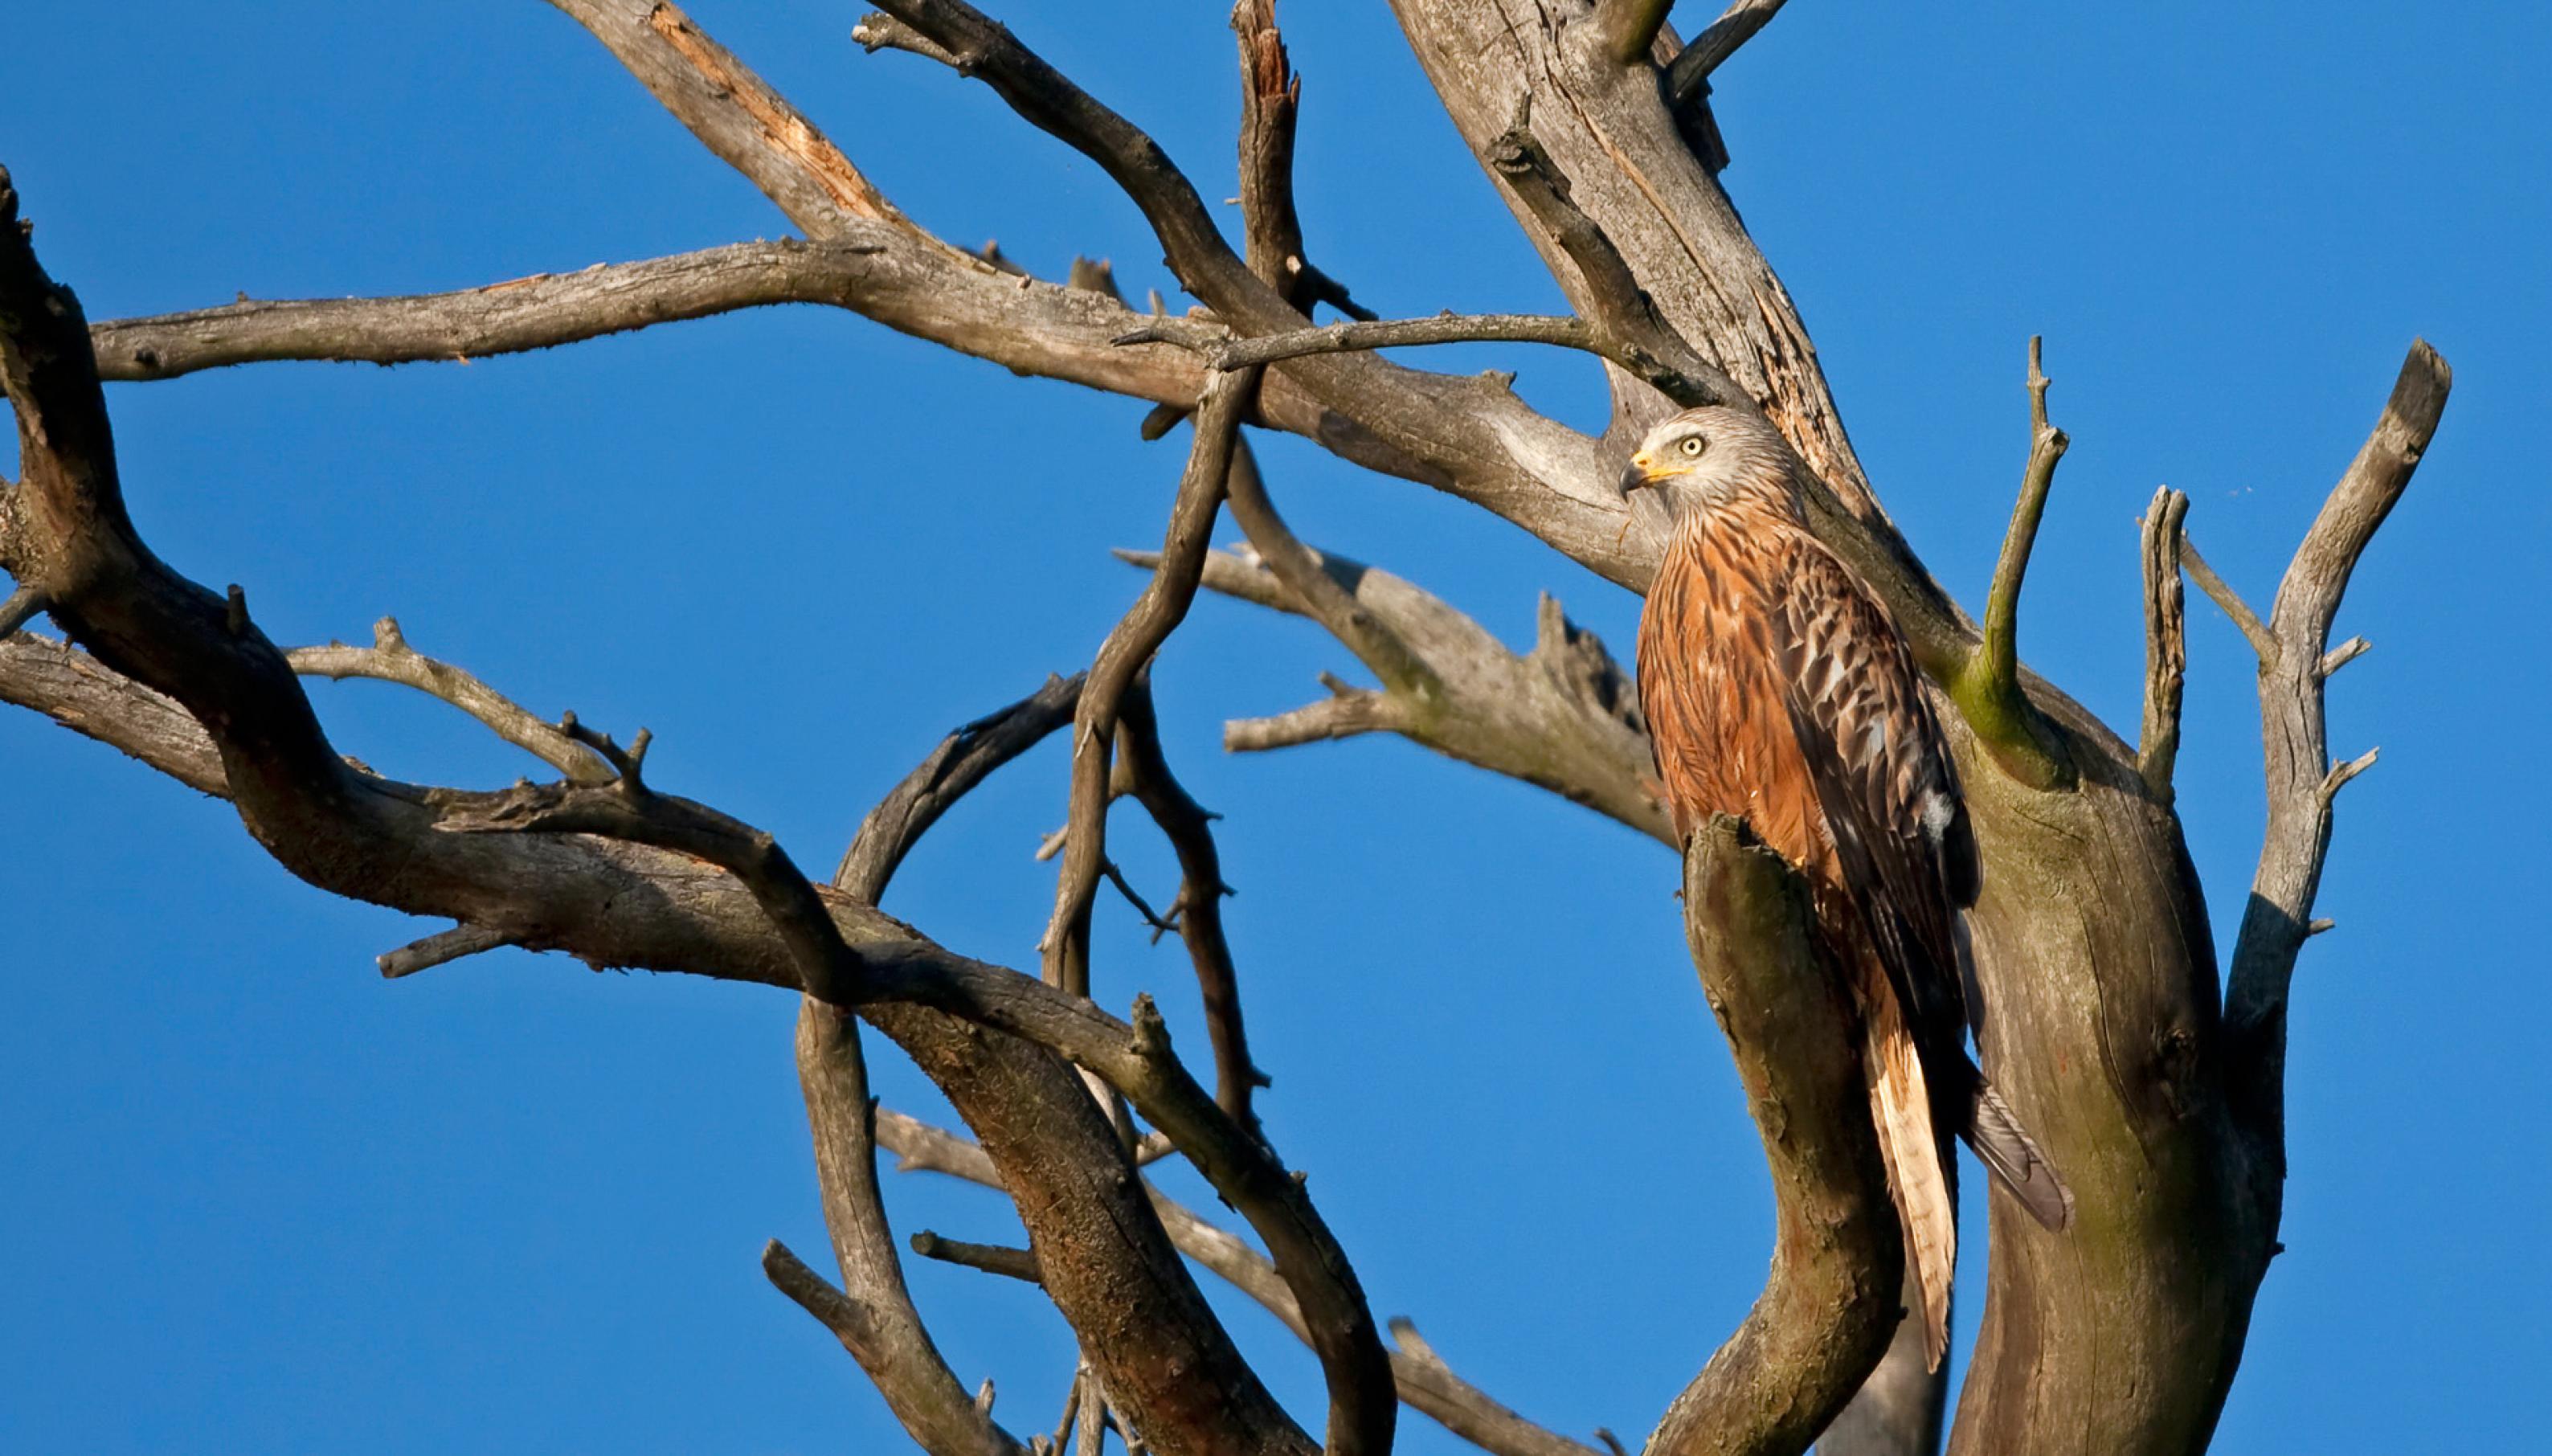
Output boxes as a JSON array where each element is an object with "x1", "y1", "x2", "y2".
[{"x1": 1617, "y1": 405, "x2": 1801, "y2": 521}]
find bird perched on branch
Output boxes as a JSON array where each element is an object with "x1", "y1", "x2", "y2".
[{"x1": 1623, "y1": 404, "x2": 2072, "y2": 1368}]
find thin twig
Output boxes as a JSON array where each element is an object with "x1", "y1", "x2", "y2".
[
  {"x1": 1114, "y1": 674, "x2": 1267, "y2": 1135},
  {"x1": 1116, "y1": 313, "x2": 1578, "y2": 369},
  {"x1": 852, "y1": 10, "x2": 962, "y2": 66},
  {"x1": 289, "y1": 617, "x2": 615, "y2": 783},
  {"x1": 2321, "y1": 636, "x2": 2372, "y2": 677},
  {"x1": 2177, "y1": 530, "x2": 2277, "y2": 664},
  {"x1": 1098, "y1": 857, "x2": 1180, "y2": 939}
]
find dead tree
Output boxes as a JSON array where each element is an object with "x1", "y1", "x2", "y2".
[{"x1": 0, "y1": 2, "x2": 2448, "y2": 1454}]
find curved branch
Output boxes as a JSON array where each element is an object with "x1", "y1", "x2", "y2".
[
  {"x1": 835, "y1": 673, "x2": 1084, "y2": 902},
  {"x1": 289, "y1": 616, "x2": 614, "y2": 783},
  {"x1": 1120, "y1": 311, "x2": 1722, "y2": 411},
  {"x1": 0, "y1": 172, "x2": 1315, "y2": 1456},
  {"x1": 1947, "y1": 336, "x2": 2073, "y2": 789},
  {"x1": 1644, "y1": 817, "x2": 1900, "y2": 1456},
  {"x1": 795, "y1": 1000, "x2": 1020, "y2": 1454},
  {"x1": 1041, "y1": 370, "x2": 1249, "y2": 996}
]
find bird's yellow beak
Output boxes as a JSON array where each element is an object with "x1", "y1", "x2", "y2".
[{"x1": 1617, "y1": 450, "x2": 1658, "y2": 500}]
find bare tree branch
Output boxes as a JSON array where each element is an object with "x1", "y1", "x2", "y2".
[
  {"x1": 1118, "y1": 312, "x2": 1722, "y2": 411},
  {"x1": 853, "y1": 10, "x2": 963, "y2": 67},
  {"x1": 873, "y1": 1111, "x2": 1606, "y2": 1456},
  {"x1": 88, "y1": 243, "x2": 875, "y2": 381},
  {"x1": 1113, "y1": 676, "x2": 1266, "y2": 1135},
  {"x1": 2224, "y1": 340, "x2": 2450, "y2": 1207},
  {"x1": 2139, "y1": 487, "x2": 2190, "y2": 800},
  {"x1": 1130, "y1": 545, "x2": 1668, "y2": 845},
  {"x1": 1662, "y1": 0, "x2": 1793, "y2": 104},
  {"x1": 1221, "y1": 680, "x2": 1400, "y2": 754},
  {"x1": 0, "y1": 582, "x2": 47, "y2": 637},
  {"x1": 289, "y1": 617, "x2": 614, "y2": 784},
  {"x1": 910, "y1": 1230, "x2": 1045, "y2": 1286},
  {"x1": 1480, "y1": 120, "x2": 1733, "y2": 412},
  {"x1": 836, "y1": 673, "x2": 1084, "y2": 902},
  {"x1": 2177, "y1": 528, "x2": 2276, "y2": 664},
  {"x1": 546, "y1": 0, "x2": 908, "y2": 231},
  {"x1": 0, "y1": 635, "x2": 226, "y2": 796},
  {"x1": 1232, "y1": 0, "x2": 1374, "y2": 323},
  {"x1": 1041, "y1": 370, "x2": 1250, "y2": 996},
  {"x1": 798, "y1": 999, "x2": 1020, "y2": 1455},
  {"x1": 1643, "y1": 818, "x2": 1900, "y2": 1456},
  {"x1": 1603, "y1": 0, "x2": 1679, "y2": 66},
  {"x1": 378, "y1": 923, "x2": 518, "y2": 980},
  {"x1": 1949, "y1": 336, "x2": 2074, "y2": 789},
  {"x1": 1, "y1": 177, "x2": 1317, "y2": 1456}
]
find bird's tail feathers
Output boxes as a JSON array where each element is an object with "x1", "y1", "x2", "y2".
[
  {"x1": 1863, "y1": 989, "x2": 1956, "y2": 1372},
  {"x1": 1962, "y1": 1079, "x2": 2075, "y2": 1232}
]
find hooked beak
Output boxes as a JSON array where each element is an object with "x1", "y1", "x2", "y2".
[{"x1": 1617, "y1": 450, "x2": 1658, "y2": 501}]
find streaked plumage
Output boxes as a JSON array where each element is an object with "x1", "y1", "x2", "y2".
[{"x1": 1623, "y1": 406, "x2": 2071, "y2": 1368}]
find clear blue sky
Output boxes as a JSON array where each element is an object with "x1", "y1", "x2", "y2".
[{"x1": 3, "y1": 3, "x2": 2543, "y2": 1451}]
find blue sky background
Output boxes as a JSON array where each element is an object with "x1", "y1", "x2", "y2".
[{"x1": 2, "y1": 2, "x2": 2543, "y2": 1451}]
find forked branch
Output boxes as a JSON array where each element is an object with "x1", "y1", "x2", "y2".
[
  {"x1": 1125, "y1": 543, "x2": 1667, "y2": 845},
  {"x1": 872, "y1": 1109, "x2": 1607, "y2": 1456},
  {"x1": 793, "y1": 998, "x2": 1017, "y2": 1454},
  {"x1": 1041, "y1": 370, "x2": 1251, "y2": 996},
  {"x1": 1112, "y1": 675, "x2": 1267, "y2": 1135},
  {"x1": 2223, "y1": 341, "x2": 2450, "y2": 1199}
]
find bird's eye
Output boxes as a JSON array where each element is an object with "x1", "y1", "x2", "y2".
[{"x1": 1679, "y1": 436, "x2": 1707, "y2": 458}]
